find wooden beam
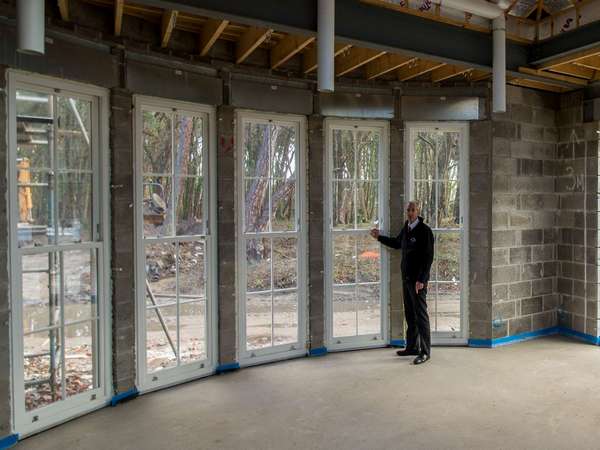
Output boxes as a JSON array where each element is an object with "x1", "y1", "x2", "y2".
[
  {"x1": 547, "y1": 62, "x2": 595, "y2": 79},
  {"x1": 365, "y1": 54, "x2": 416, "y2": 80},
  {"x1": 335, "y1": 48, "x2": 386, "y2": 77},
  {"x1": 470, "y1": 70, "x2": 491, "y2": 81},
  {"x1": 199, "y1": 19, "x2": 229, "y2": 56},
  {"x1": 115, "y1": 0, "x2": 124, "y2": 37},
  {"x1": 397, "y1": 59, "x2": 445, "y2": 81},
  {"x1": 573, "y1": 55, "x2": 600, "y2": 71},
  {"x1": 430, "y1": 65, "x2": 471, "y2": 83},
  {"x1": 519, "y1": 67, "x2": 588, "y2": 86},
  {"x1": 160, "y1": 10, "x2": 178, "y2": 48},
  {"x1": 236, "y1": 27, "x2": 272, "y2": 64},
  {"x1": 537, "y1": 46, "x2": 600, "y2": 70},
  {"x1": 303, "y1": 43, "x2": 352, "y2": 74},
  {"x1": 271, "y1": 35, "x2": 315, "y2": 70},
  {"x1": 509, "y1": 78, "x2": 567, "y2": 93},
  {"x1": 57, "y1": 0, "x2": 69, "y2": 21}
]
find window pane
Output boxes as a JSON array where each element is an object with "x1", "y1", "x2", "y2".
[
  {"x1": 414, "y1": 180, "x2": 435, "y2": 228},
  {"x1": 175, "y1": 115, "x2": 203, "y2": 177},
  {"x1": 356, "y1": 130, "x2": 379, "y2": 180},
  {"x1": 357, "y1": 235, "x2": 380, "y2": 283},
  {"x1": 57, "y1": 172, "x2": 93, "y2": 243},
  {"x1": 332, "y1": 129, "x2": 354, "y2": 179},
  {"x1": 179, "y1": 301, "x2": 206, "y2": 364},
  {"x1": 272, "y1": 237, "x2": 297, "y2": 289},
  {"x1": 273, "y1": 291, "x2": 297, "y2": 346},
  {"x1": 437, "y1": 132, "x2": 460, "y2": 181},
  {"x1": 333, "y1": 234, "x2": 356, "y2": 284},
  {"x1": 177, "y1": 240, "x2": 205, "y2": 299},
  {"x1": 333, "y1": 285, "x2": 356, "y2": 338},
  {"x1": 356, "y1": 181, "x2": 378, "y2": 229},
  {"x1": 146, "y1": 305, "x2": 177, "y2": 373},
  {"x1": 143, "y1": 110, "x2": 172, "y2": 174},
  {"x1": 271, "y1": 177, "x2": 296, "y2": 232},
  {"x1": 22, "y1": 253, "x2": 59, "y2": 334},
  {"x1": 56, "y1": 96, "x2": 92, "y2": 171},
  {"x1": 143, "y1": 176, "x2": 173, "y2": 238},
  {"x1": 176, "y1": 176, "x2": 204, "y2": 235},
  {"x1": 64, "y1": 320, "x2": 96, "y2": 397},
  {"x1": 246, "y1": 238, "x2": 271, "y2": 292},
  {"x1": 357, "y1": 284, "x2": 380, "y2": 335},
  {"x1": 246, "y1": 292, "x2": 272, "y2": 350},
  {"x1": 436, "y1": 282, "x2": 461, "y2": 332},
  {"x1": 271, "y1": 124, "x2": 296, "y2": 180},
  {"x1": 243, "y1": 122, "x2": 269, "y2": 178},
  {"x1": 332, "y1": 181, "x2": 355, "y2": 229},
  {"x1": 17, "y1": 170, "x2": 51, "y2": 248},
  {"x1": 414, "y1": 132, "x2": 437, "y2": 181},
  {"x1": 427, "y1": 282, "x2": 438, "y2": 332},
  {"x1": 145, "y1": 242, "x2": 177, "y2": 306},
  {"x1": 16, "y1": 90, "x2": 51, "y2": 118},
  {"x1": 17, "y1": 119, "x2": 51, "y2": 170},
  {"x1": 63, "y1": 249, "x2": 97, "y2": 324},
  {"x1": 24, "y1": 328, "x2": 63, "y2": 411},
  {"x1": 437, "y1": 181, "x2": 460, "y2": 229},
  {"x1": 437, "y1": 232, "x2": 460, "y2": 282},
  {"x1": 244, "y1": 178, "x2": 269, "y2": 233}
]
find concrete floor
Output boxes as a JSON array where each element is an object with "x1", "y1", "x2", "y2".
[{"x1": 17, "y1": 335, "x2": 600, "y2": 450}]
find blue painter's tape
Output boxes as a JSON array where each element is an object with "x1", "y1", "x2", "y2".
[
  {"x1": 558, "y1": 327, "x2": 600, "y2": 345},
  {"x1": 469, "y1": 326, "x2": 559, "y2": 348},
  {"x1": 389, "y1": 339, "x2": 407, "y2": 348},
  {"x1": 0, "y1": 434, "x2": 19, "y2": 449},
  {"x1": 111, "y1": 388, "x2": 139, "y2": 407},
  {"x1": 309, "y1": 347, "x2": 327, "y2": 356},
  {"x1": 216, "y1": 362, "x2": 240, "y2": 374},
  {"x1": 468, "y1": 338, "x2": 492, "y2": 348}
]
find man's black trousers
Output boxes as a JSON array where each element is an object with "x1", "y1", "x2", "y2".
[{"x1": 402, "y1": 281, "x2": 431, "y2": 356}]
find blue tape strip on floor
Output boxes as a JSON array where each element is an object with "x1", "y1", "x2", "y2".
[
  {"x1": 558, "y1": 327, "x2": 600, "y2": 345},
  {"x1": 468, "y1": 326, "x2": 559, "y2": 348},
  {"x1": 0, "y1": 434, "x2": 18, "y2": 449},
  {"x1": 309, "y1": 347, "x2": 327, "y2": 356},
  {"x1": 216, "y1": 362, "x2": 240, "y2": 374},
  {"x1": 111, "y1": 388, "x2": 139, "y2": 407},
  {"x1": 389, "y1": 339, "x2": 406, "y2": 348}
]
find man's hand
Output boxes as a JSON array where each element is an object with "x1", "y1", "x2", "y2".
[
  {"x1": 370, "y1": 228, "x2": 380, "y2": 239},
  {"x1": 415, "y1": 281, "x2": 425, "y2": 293}
]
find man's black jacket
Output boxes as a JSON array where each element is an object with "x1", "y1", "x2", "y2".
[{"x1": 377, "y1": 216, "x2": 434, "y2": 283}]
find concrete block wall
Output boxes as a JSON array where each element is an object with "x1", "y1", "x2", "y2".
[{"x1": 491, "y1": 86, "x2": 560, "y2": 338}]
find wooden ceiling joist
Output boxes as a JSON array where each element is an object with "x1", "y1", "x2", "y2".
[
  {"x1": 470, "y1": 70, "x2": 491, "y2": 81},
  {"x1": 397, "y1": 60, "x2": 445, "y2": 81},
  {"x1": 160, "y1": 10, "x2": 178, "y2": 48},
  {"x1": 271, "y1": 35, "x2": 315, "y2": 70},
  {"x1": 335, "y1": 48, "x2": 386, "y2": 77},
  {"x1": 236, "y1": 27, "x2": 272, "y2": 64},
  {"x1": 509, "y1": 78, "x2": 566, "y2": 93},
  {"x1": 536, "y1": 46, "x2": 600, "y2": 70},
  {"x1": 114, "y1": 0, "x2": 124, "y2": 36},
  {"x1": 199, "y1": 19, "x2": 229, "y2": 56},
  {"x1": 302, "y1": 43, "x2": 352, "y2": 74},
  {"x1": 573, "y1": 55, "x2": 600, "y2": 71},
  {"x1": 365, "y1": 54, "x2": 416, "y2": 80},
  {"x1": 431, "y1": 64, "x2": 472, "y2": 83},
  {"x1": 547, "y1": 62, "x2": 595, "y2": 79},
  {"x1": 518, "y1": 67, "x2": 588, "y2": 86},
  {"x1": 58, "y1": 0, "x2": 69, "y2": 22}
]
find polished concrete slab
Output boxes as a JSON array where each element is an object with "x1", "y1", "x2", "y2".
[{"x1": 17, "y1": 335, "x2": 600, "y2": 450}]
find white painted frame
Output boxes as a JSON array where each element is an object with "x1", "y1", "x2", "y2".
[
  {"x1": 134, "y1": 95, "x2": 218, "y2": 392},
  {"x1": 405, "y1": 121, "x2": 470, "y2": 345},
  {"x1": 324, "y1": 118, "x2": 390, "y2": 351},
  {"x1": 7, "y1": 71, "x2": 112, "y2": 437},
  {"x1": 236, "y1": 111, "x2": 308, "y2": 367}
]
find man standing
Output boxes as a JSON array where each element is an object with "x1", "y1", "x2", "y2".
[{"x1": 370, "y1": 201, "x2": 434, "y2": 365}]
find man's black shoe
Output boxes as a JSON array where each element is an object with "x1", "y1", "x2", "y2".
[
  {"x1": 413, "y1": 354, "x2": 430, "y2": 365},
  {"x1": 396, "y1": 349, "x2": 419, "y2": 356}
]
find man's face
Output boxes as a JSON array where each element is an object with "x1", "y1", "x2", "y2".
[{"x1": 406, "y1": 203, "x2": 419, "y2": 222}]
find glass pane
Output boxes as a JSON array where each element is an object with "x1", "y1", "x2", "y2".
[
  {"x1": 356, "y1": 130, "x2": 379, "y2": 180},
  {"x1": 145, "y1": 242, "x2": 177, "y2": 306},
  {"x1": 16, "y1": 90, "x2": 51, "y2": 118},
  {"x1": 271, "y1": 124, "x2": 296, "y2": 180},
  {"x1": 177, "y1": 240, "x2": 205, "y2": 299},
  {"x1": 414, "y1": 180, "x2": 435, "y2": 228},
  {"x1": 357, "y1": 284, "x2": 380, "y2": 335},
  {"x1": 179, "y1": 301, "x2": 206, "y2": 364},
  {"x1": 143, "y1": 176, "x2": 173, "y2": 238},
  {"x1": 64, "y1": 320, "x2": 96, "y2": 397},
  {"x1": 437, "y1": 282, "x2": 461, "y2": 332},
  {"x1": 17, "y1": 119, "x2": 51, "y2": 170},
  {"x1": 244, "y1": 178, "x2": 269, "y2": 233},
  {"x1": 56, "y1": 96, "x2": 92, "y2": 171},
  {"x1": 437, "y1": 232, "x2": 460, "y2": 282},
  {"x1": 175, "y1": 114, "x2": 203, "y2": 177},
  {"x1": 333, "y1": 285, "x2": 356, "y2": 338},
  {"x1": 246, "y1": 238, "x2": 271, "y2": 292},
  {"x1": 332, "y1": 128, "x2": 354, "y2": 179},
  {"x1": 17, "y1": 170, "x2": 51, "y2": 248},
  {"x1": 427, "y1": 282, "x2": 438, "y2": 332},
  {"x1": 271, "y1": 177, "x2": 296, "y2": 232},
  {"x1": 142, "y1": 110, "x2": 172, "y2": 174},
  {"x1": 63, "y1": 249, "x2": 97, "y2": 324},
  {"x1": 272, "y1": 237, "x2": 297, "y2": 289},
  {"x1": 332, "y1": 181, "x2": 354, "y2": 229},
  {"x1": 333, "y1": 234, "x2": 356, "y2": 284},
  {"x1": 356, "y1": 181, "x2": 378, "y2": 229},
  {"x1": 146, "y1": 305, "x2": 177, "y2": 373},
  {"x1": 357, "y1": 235, "x2": 380, "y2": 283},
  {"x1": 273, "y1": 291, "x2": 298, "y2": 346},
  {"x1": 24, "y1": 328, "x2": 63, "y2": 411},
  {"x1": 437, "y1": 131, "x2": 460, "y2": 181},
  {"x1": 243, "y1": 122, "x2": 269, "y2": 178},
  {"x1": 246, "y1": 292, "x2": 272, "y2": 350},
  {"x1": 437, "y1": 181, "x2": 459, "y2": 229},
  {"x1": 56, "y1": 172, "x2": 93, "y2": 243},
  {"x1": 176, "y1": 176, "x2": 203, "y2": 235},
  {"x1": 414, "y1": 132, "x2": 437, "y2": 181},
  {"x1": 22, "y1": 253, "x2": 59, "y2": 334}
]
